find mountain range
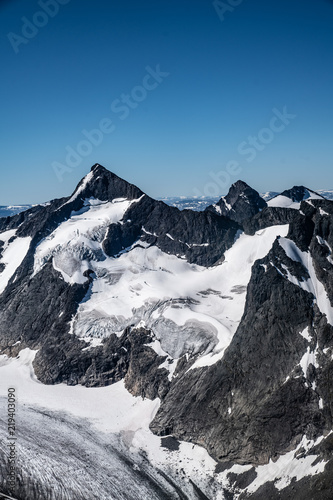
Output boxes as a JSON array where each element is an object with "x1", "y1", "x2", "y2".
[
  {"x1": 2, "y1": 189, "x2": 333, "y2": 216},
  {"x1": 1, "y1": 164, "x2": 333, "y2": 500}
]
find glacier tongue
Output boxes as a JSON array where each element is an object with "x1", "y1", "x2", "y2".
[{"x1": 0, "y1": 350, "x2": 225, "y2": 500}]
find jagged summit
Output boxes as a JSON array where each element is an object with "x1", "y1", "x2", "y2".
[
  {"x1": 228, "y1": 179, "x2": 253, "y2": 193},
  {"x1": 206, "y1": 179, "x2": 267, "y2": 223},
  {"x1": 69, "y1": 163, "x2": 145, "y2": 204},
  {"x1": 280, "y1": 185, "x2": 324, "y2": 202},
  {"x1": 268, "y1": 185, "x2": 325, "y2": 209}
]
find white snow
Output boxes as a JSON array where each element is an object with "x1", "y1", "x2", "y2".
[
  {"x1": 299, "y1": 327, "x2": 311, "y2": 342},
  {"x1": 268, "y1": 195, "x2": 301, "y2": 209},
  {"x1": 34, "y1": 197, "x2": 143, "y2": 284},
  {"x1": 279, "y1": 237, "x2": 333, "y2": 325},
  {"x1": 68, "y1": 225, "x2": 289, "y2": 369},
  {"x1": 189, "y1": 225, "x2": 289, "y2": 369},
  {"x1": 299, "y1": 346, "x2": 319, "y2": 376},
  {"x1": 223, "y1": 198, "x2": 233, "y2": 211},
  {"x1": 267, "y1": 189, "x2": 323, "y2": 210},
  {"x1": 0, "y1": 349, "x2": 326, "y2": 497},
  {"x1": 142, "y1": 227, "x2": 157, "y2": 237},
  {"x1": 0, "y1": 348, "x2": 158, "y2": 435},
  {"x1": 244, "y1": 435, "x2": 327, "y2": 494},
  {"x1": 0, "y1": 349, "x2": 225, "y2": 498},
  {"x1": 81, "y1": 337, "x2": 104, "y2": 350},
  {"x1": 316, "y1": 236, "x2": 333, "y2": 264},
  {"x1": 62, "y1": 170, "x2": 95, "y2": 206},
  {"x1": 0, "y1": 229, "x2": 31, "y2": 294}
]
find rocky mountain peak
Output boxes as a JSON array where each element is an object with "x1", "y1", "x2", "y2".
[
  {"x1": 206, "y1": 179, "x2": 267, "y2": 223},
  {"x1": 69, "y1": 163, "x2": 145, "y2": 204},
  {"x1": 279, "y1": 185, "x2": 324, "y2": 203},
  {"x1": 229, "y1": 179, "x2": 253, "y2": 194},
  {"x1": 267, "y1": 185, "x2": 325, "y2": 209}
]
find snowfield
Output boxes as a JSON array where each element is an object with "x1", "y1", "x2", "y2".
[
  {"x1": 61, "y1": 219, "x2": 289, "y2": 370},
  {"x1": 32, "y1": 195, "x2": 290, "y2": 371},
  {"x1": 34, "y1": 197, "x2": 144, "y2": 284},
  {"x1": 0, "y1": 229, "x2": 31, "y2": 295}
]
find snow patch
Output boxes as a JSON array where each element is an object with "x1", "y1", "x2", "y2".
[
  {"x1": 279, "y1": 238, "x2": 333, "y2": 325},
  {"x1": 0, "y1": 229, "x2": 31, "y2": 294},
  {"x1": 63, "y1": 170, "x2": 95, "y2": 206},
  {"x1": 299, "y1": 346, "x2": 319, "y2": 376},
  {"x1": 299, "y1": 327, "x2": 311, "y2": 342},
  {"x1": 268, "y1": 195, "x2": 301, "y2": 209},
  {"x1": 316, "y1": 236, "x2": 333, "y2": 265},
  {"x1": 244, "y1": 435, "x2": 327, "y2": 494}
]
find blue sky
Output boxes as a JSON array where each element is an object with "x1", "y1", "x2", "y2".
[{"x1": 1, "y1": 0, "x2": 333, "y2": 204}]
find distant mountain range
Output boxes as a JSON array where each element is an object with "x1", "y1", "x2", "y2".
[
  {"x1": 1, "y1": 165, "x2": 333, "y2": 499},
  {"x1": 0, "y1": 205, "x2": 33, "y2": 218}
]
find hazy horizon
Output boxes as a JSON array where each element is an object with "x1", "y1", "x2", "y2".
[{"x1": 1, "y1": 0, "x2": 333, "y2": 204}]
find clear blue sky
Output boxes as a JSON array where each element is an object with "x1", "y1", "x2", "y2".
[{"x1": 1, "y1": 0, "x2": 333, "y2": 204}]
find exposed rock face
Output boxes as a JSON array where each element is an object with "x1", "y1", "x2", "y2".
[
  {"x1": 243, "y1": 206, "x2": 303, "y2": 235},
  {"x1": 74, "y1": 163, "x2": 145, "y2": 202},
  {"x1": 119, "y1": 194, "x2": 240, "y2": 266},
  {"x1": 278, "y1": 185, "x2": 324, "y2": 203},
  {"x1": 206, "y1": 180, "x2": 267, "y2": 223},
  {"x1": 150, "y1": 254, "x2": 326, "y2": 464},
  {"x1": 1, "y1": 164, "x2": 333, "y2": 499}
]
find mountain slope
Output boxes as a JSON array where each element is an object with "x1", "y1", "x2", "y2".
[{"x1": 1, "y1": 164, "x2": 333, "y2": 500}]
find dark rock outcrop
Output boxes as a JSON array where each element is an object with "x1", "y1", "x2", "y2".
[
  {"x1": 206, "y1": 180, "x2": 267, "y2": 223},
  {"x1": 150, "y1": 253, "x2": 327, "y2": 465},
  {"x1": 276, "y1": 185, "x2": 324, "y2": 203}
]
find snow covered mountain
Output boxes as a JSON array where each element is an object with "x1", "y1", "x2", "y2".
[
  {"x1": 1, "y1": 164, "x2": 333, "y2": 500},
  {"x1": 267, "y1": 186, "x2": 326, "y2": 209},
  {"x1": 260, "y1": 191, "x2": 280, "y2": 201},
  {"x1": 2, "y1": 189, "x2": 333, "y2": 215}
]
